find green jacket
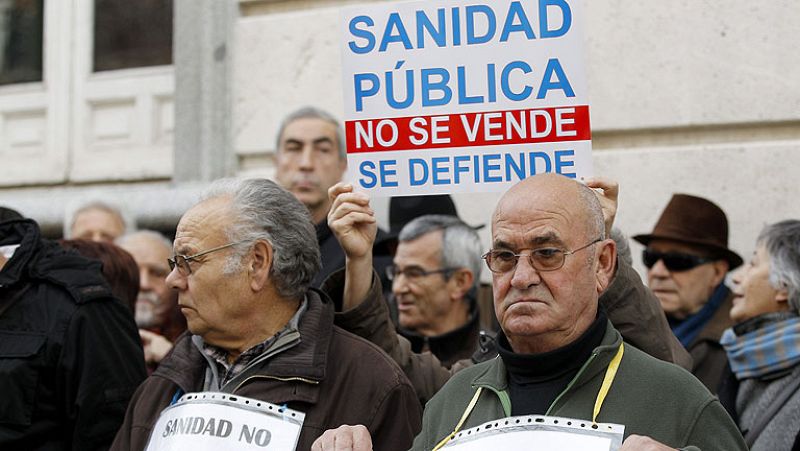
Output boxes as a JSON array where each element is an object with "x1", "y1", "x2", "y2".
[{"x1": 412, "y1": 322, "x2": 746, "y2": 451}]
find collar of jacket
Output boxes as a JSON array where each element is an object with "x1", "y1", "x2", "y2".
[
  {"x1": 398, "y1": 298, "x2": 480, "y2": 361},
  {"x1": 0, "y1": 219, "x2": 112, "y2": 303},
  {"x1": 692, "y1": 289, "x2": 736, "y2": 345},
  {"x1": 153, "y1": 287, "x2": 337, "y2": 404},
  {"x1": 468, "y1": 321, "x2": 623, "y2": 417}
]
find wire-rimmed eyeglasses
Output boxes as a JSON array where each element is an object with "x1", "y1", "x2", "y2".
[
  {"x1": 167, "y1": 241, "x2": 248, "y2": 276},
  {"x1": 482, "y1": 238, "x2": 603, "y2": 273},
  {"x1": 385, "y1": 264, "x2": 457, "y2": 281}
]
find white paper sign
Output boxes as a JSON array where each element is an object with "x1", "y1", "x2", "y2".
[
  {"x1": 144, "y1": 392, "x2": 305, "y2": 451},
  {"x1": 442, "y1": 415, "x2": 624, "y2": 450},
  {"x1": 340, "y1": 0, "x2": 592, "y2": 197}
]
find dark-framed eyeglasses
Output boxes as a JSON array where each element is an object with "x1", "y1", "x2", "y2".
[
  {"x1": 385, "y1": 264, "x2": 456, "y2": 281},
  {"x1": 642, "y1": 249, "x2": 714, "y2": 272},
  {"x1": 167, "y1": 241, "x2": 247, "y2": 276},
  {"x1": 482, "y1": 238, "x2": 603, "y2": 274}
]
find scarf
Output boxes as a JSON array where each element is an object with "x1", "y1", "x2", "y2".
[
  {"x1": 720, "y1": 311, "x2": 800, "y2": 379},
  {"x1": 669, "y1": 283, "x2": 729, "y2": 348}
]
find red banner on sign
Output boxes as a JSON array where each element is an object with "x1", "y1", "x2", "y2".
[{"x1": 345, "y1": 105, "x2": 591, "y2": 154}]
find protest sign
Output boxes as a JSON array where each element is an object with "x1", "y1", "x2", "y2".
[
  {"x1": 442, "y1": 415, "x2": 624, "y2": 450},
  {"x1": 340, "y1": 0, "x2": 592, "y2": 196},
  {"x1": 144, "y1": 392, "x2": 304, "y2": 451}
]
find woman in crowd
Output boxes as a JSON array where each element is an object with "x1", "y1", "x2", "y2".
[{"x1": 719, "y1": 220, "x2": 800, "y2": 451}]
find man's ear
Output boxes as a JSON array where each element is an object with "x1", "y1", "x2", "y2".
[
  {"x1": 448, "y1": 269, "x2": 474, "y2": 301},
  {"x1": 249, "y1": 240, "x2": 273, "y2": 291},
  {"x1": 710, "y1": 260, "x2": 730, "y2": 287},
  {"x1": 595, "y1": 239, "x2": 617, "y2": 294}
]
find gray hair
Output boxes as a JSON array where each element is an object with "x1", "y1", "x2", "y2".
[
  {"x1": 275, "y1": 106, "x2": 346, "y2": 160},
  {"x1": 201, "y1": 178, "x2": 321, "y2": 300},
  {"x1": 116, "y1": 229, "x2": 173, "y2": 252},
  {"x1": 577, "y1": 183, "x2": 606, "y2": 242},
  {"x1": 398, "y1": 214, "x2": 482, "y2": 289},
  {"x1": 757, "y1": 220, "x2": 800, "y2": 312},
  {"x1": 610, "y1": 227, "x2": 632, "y2": 267},
  {"x1": 64, "y1": 200, "x2": 135, "y2": 238}
]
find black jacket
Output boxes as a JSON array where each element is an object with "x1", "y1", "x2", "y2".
[{"x1": 0, "y1": 219, "x2": 147, "y2": 450}]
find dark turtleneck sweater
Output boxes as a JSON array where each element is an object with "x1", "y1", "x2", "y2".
[{"x1": 498, "y1": 309, "x2": 607, "y2": 416}]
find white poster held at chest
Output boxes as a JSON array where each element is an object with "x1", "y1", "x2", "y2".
[
  {"x1": 144, "y1": 392, "x2": 305, "y2": 451},
  {"x1": 442, "y1": 415, "x2": 624, "y2": 450}
]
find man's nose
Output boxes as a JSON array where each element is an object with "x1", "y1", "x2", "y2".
[
  {"x1": 165, "y1": 266, "x2": 186, "y2": 291},
  {"x1": 648, "y1": 259, "x2": 670, "y2": 278},
  {"x1": 392, "y1": 274, "x2": 409, "y2": 295},
  {"x1": 299, "y1": 147, "x2": 315, "y2": 169},
  {"x1": 510, "y1": 254, "x2": 542, "y2": 289}
]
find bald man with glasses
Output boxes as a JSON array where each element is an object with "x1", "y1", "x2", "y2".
[
  {"x1": 314, "y1": 174, "x2": 745, "y2": 451},
  {"x1": 634, "y1": 194, "x2": 743, "y2": 393}
]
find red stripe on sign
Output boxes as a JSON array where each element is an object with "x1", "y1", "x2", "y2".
[{"x1": 345, "y1": 105, "x2": 591, "y2": 154}]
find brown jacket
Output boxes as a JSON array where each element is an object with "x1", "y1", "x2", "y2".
[
  {"x1": 110, "y1": 289, "x2": 421, "y2": 451},
  {"x1": 686, "y1": 290, "x2": 735, "y2": 393},
  {"x1": 327, "y1": 258, "x2": 692, "y2": 405}
]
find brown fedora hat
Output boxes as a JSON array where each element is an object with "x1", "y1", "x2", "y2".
[{"x1": 633, "y1": 194, "x2": 743, "y2": 269}]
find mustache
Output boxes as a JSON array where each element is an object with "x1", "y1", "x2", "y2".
[
  {"x1": 136, "y1": 290, "x2": 163, "y2": 306},
  {"x1": 288, "y1": 174, "x2": 321, "y2": 188}
]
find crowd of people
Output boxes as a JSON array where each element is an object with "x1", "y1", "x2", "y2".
[{"x1": 1, "y1": 107, "x2": 799, "y2": 451}]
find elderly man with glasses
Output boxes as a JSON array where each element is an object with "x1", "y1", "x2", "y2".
[
  {"x1": 314, "y1": 174, "x2": 746, "y2": 451},
  {"x1": 633, "y1": 194, "x2": 743, "y2": 393},
  {"x1": 111, "y1": 178, "x2": 421, "y2": 451},
  {"x1": 385, "y1": 215, "x2": 484, "y2": 367}
]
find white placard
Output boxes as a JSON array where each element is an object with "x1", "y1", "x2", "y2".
[
  {"x1": 340, "y1": 0, "x2": 592, "y2": 197},
  {"x1": 144, "y1": 392, "x2": 305, "y2": 451},
  {"x1": 442, "y1": 415, "x2": 624, "y2": 450}
]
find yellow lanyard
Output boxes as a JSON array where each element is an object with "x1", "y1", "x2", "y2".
[
  {"x1": 433, "y1": 342, "x2": 625, "y2": 449},
  {"x1": 593, "y1": 342, "x2": 624, "y2": 423}
]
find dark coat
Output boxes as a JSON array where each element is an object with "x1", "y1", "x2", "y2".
[
  {"x1": 0, "y1": 219, "x2": 147, "y2": 451},
  {"x1": 397, "y1": 303, "x2": 481, "y2": 368},
  {"x1": 686, "y1": 290, "x2": 735, "y2": 393},
  {"x1": 111, "y1": 289, "x2": 421, "y2": 451}
]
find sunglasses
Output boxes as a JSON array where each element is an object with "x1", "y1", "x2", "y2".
[{"x1": 642, "y1": 249, "x2": 715, "y2": 272}]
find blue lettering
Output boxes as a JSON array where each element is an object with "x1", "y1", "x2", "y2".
[
  {"x1": 473, "y1": 155, "x2": 480, "y2": 182},
  {"x1": 537, "y1": 59, "x2": 575, "y2": 99},
  {"x1": 452, "y1": 8, "x2": 462, "y2": 46},
  {"x1": 348, "y1": 16, "x2": 375, "y2": 54},
  {"x1": 379, "y1": 160, "x2": 398, "y2": 187},
  {"x1": 359, "y1": 161, "x2": 378, "y2": 188},
  {"x1": 453, "y1": 155, "x2": 470, "y2": 184},
  {"x1": 482, "y1": 154, "x2": 502, "y2": 182},
  {"x1": 354, "y1": 73, "x2": 380, "y2": 112},
  {"x1": 505, "y1": 152, "x2": 527, "y2": 180},
  {"x1": 416, "y1": 9, "x2": 446, "y2": 48},
  {"x1": 529, "y1": 152, "x2": 552, "y2": 174},
  {"x1": 431, "y1": 157, "x2": 451, "y2": 185},
  {"x1": 554, "y1": 149, "x2": 576, "y2": 178},
  {"x1": 500, "y1": 2, "x2": 536, "y2": 42},
  {"x1": 409, "y1": 159, "x2": 429, "y2": 185},
  {"x1": 501, "y1": 61, "x2": 533, "y2": 101},
  {"x1": 380, "y1": 13, "x2": 413, "y2": 52},
  {"x1": 466, "y1": 5, "x2": 496, "y2": 45},
  {"x1": 457, "y1": 66, "x2": 483, "y2": 104},
  {"x1": 421, "y1": 68, "x2": 452, "y2": 107},
  {"x1": 386, "y1": 63, "x2": 414, "y2": 110},
  {"x1": 487, "y1": 64, "x2": 497, "y2": 103},
  {"x1": 539, "y1": 0, "x2": 572, "y2": 38}
]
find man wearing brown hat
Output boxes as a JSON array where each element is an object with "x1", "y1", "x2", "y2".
[{"x1": 634, "y1": 194, "x2": 743, "y2": 392}]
